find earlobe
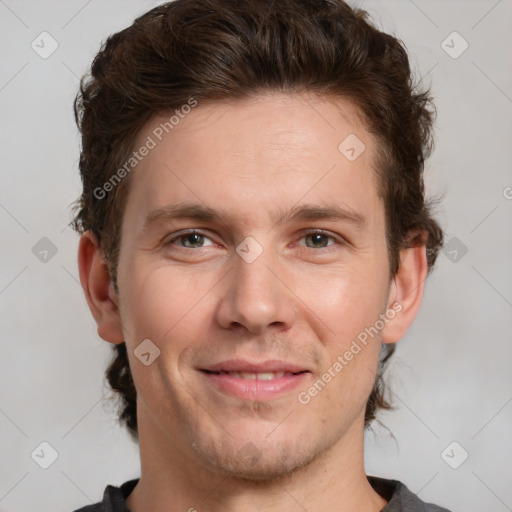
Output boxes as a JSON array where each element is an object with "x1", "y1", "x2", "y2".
[
  {"x1": 381, "y1": 242, "x2": 428, "y2": 344},
  {"x1": 77, "y1": 231, "x2": 124, "y2": 344}
]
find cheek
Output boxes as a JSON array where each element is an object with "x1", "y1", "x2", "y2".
[
  {"x1": 296, "y1": 337, "x2": 381, "y2": 434},
  {"x1": 301, "y1": 262, "x2": 388, "y2": 395},
  {"x1": 119, "y1": 264, "x2": 210, "y2": 350},
  {"x1": 118, "y1": 265, "x2": 210, "y2": 404},
  {"x1": 293, "y1": 261, "x2": 388, "y2": 340}
]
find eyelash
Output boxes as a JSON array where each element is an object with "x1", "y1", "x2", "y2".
[{"x1": 164, "y1": 229, "x2": 344, "y2": 251}]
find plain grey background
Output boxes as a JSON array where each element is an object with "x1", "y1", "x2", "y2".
[{"x1": 1, "y1": 1, "x2": 511, "y2": 511}]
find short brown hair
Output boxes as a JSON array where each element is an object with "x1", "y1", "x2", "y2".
[{"x1": 71, "y1": 0, "x2": 443, "y2": 441}]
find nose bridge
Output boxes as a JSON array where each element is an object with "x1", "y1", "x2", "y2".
[{"x1": 216, "y1": 236, "x2": 295, "y2": 334}]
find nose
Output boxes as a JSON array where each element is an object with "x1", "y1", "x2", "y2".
[{"x1": 215, "y1": 242, "x2": 297, "y2": 335}]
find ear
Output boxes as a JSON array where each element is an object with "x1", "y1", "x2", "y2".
[
  {"x1": 77, "y1": 231, "x2": 124, "y2": 344},
  {"x1": 381, "y1": 239, "x2": 428, "y2": 344}
]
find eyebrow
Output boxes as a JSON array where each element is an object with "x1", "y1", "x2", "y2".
[{"x1": 142, "y1": 201, "x2": 367, "y2": 232}]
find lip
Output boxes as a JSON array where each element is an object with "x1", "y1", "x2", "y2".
[
  {"x1": 202, "y1": 359, "x2": 309, "y2": 373},
  {"x1": 199, "y1": 359, "x2": 311, "y2": 401}
]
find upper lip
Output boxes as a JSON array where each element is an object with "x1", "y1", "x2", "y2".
[{"x1": 201, "y1": 359, "x2": 309, "y2": 374}]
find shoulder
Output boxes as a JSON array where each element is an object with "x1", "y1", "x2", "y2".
[
  {"x1": 71, "y1": 479, "x2": 139, "y2": 512},
  {"x1": 368, "y1": 476, "x2": 453, "y2": 512}
]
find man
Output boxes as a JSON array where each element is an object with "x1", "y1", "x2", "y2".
[{"x1": 72, "y1": 0, "x2": 447, "y2": 510}]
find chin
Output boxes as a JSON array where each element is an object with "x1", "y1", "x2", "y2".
[{"x1": 189, "y1": 433, "x2": 323, "y2": 482}]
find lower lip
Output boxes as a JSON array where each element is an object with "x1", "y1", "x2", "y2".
[{"x1": 201, "y1": 371, "x2": 310, "y2": 401}]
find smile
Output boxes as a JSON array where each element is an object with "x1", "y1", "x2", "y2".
[
  {"x1": 199, "y1": 361, "x2": 311, "y2": 400},
  {"x1": 205, "y1": 370, "x2": 302, "y2": 380}
]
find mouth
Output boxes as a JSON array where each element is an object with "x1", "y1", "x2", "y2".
[
  {"x1": 199, "y1": 360, "x2": 311, "y2": 400},
  {"x1": 202, "y1": 369, "x2": 307, "y2": 380}
]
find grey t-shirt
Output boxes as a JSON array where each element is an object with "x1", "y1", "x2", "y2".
[{"x1": 73, "y1": 476, "x2": 452, "y2": 512}]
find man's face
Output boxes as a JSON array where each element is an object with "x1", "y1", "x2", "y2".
[{"x1": 115, "y1": 93, "x2": 393, "y2": 479}]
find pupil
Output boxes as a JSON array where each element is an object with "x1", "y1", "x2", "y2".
[
  {"x1": 310, "y1": 233, "x2": 327, "y2": 247},
  {"x1": 186, "y1": 233, "x2": 202, "y2": 247}
]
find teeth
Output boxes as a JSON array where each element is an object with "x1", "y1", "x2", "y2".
[
  {"x1": 226, "y1": 371, "x2": 291, "y2": 380},
  {"x1": 256, "y1": 372, "x2": 284, "y2": 380},
  {"x1": 239, "y1": 372, "x2": 257, "y2": 380}
]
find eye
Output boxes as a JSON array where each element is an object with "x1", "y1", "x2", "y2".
[
  {"x1": 300, "y1": 230, "x2": 341, "y2": 249},
  {"x1": 163, "y1": 229, "x2": 343, "y2": 252},
  {"x1": 165, "y1": 230, "x2": 215, "y2": 249}
]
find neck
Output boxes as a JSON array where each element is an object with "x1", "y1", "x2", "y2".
[{"x1": 126, "y1": 411, "x2": 387, "y2": 512}]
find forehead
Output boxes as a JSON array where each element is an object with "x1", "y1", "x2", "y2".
[{"x1": 121, "y1": 92, "x2": 384, "y2": 236}]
